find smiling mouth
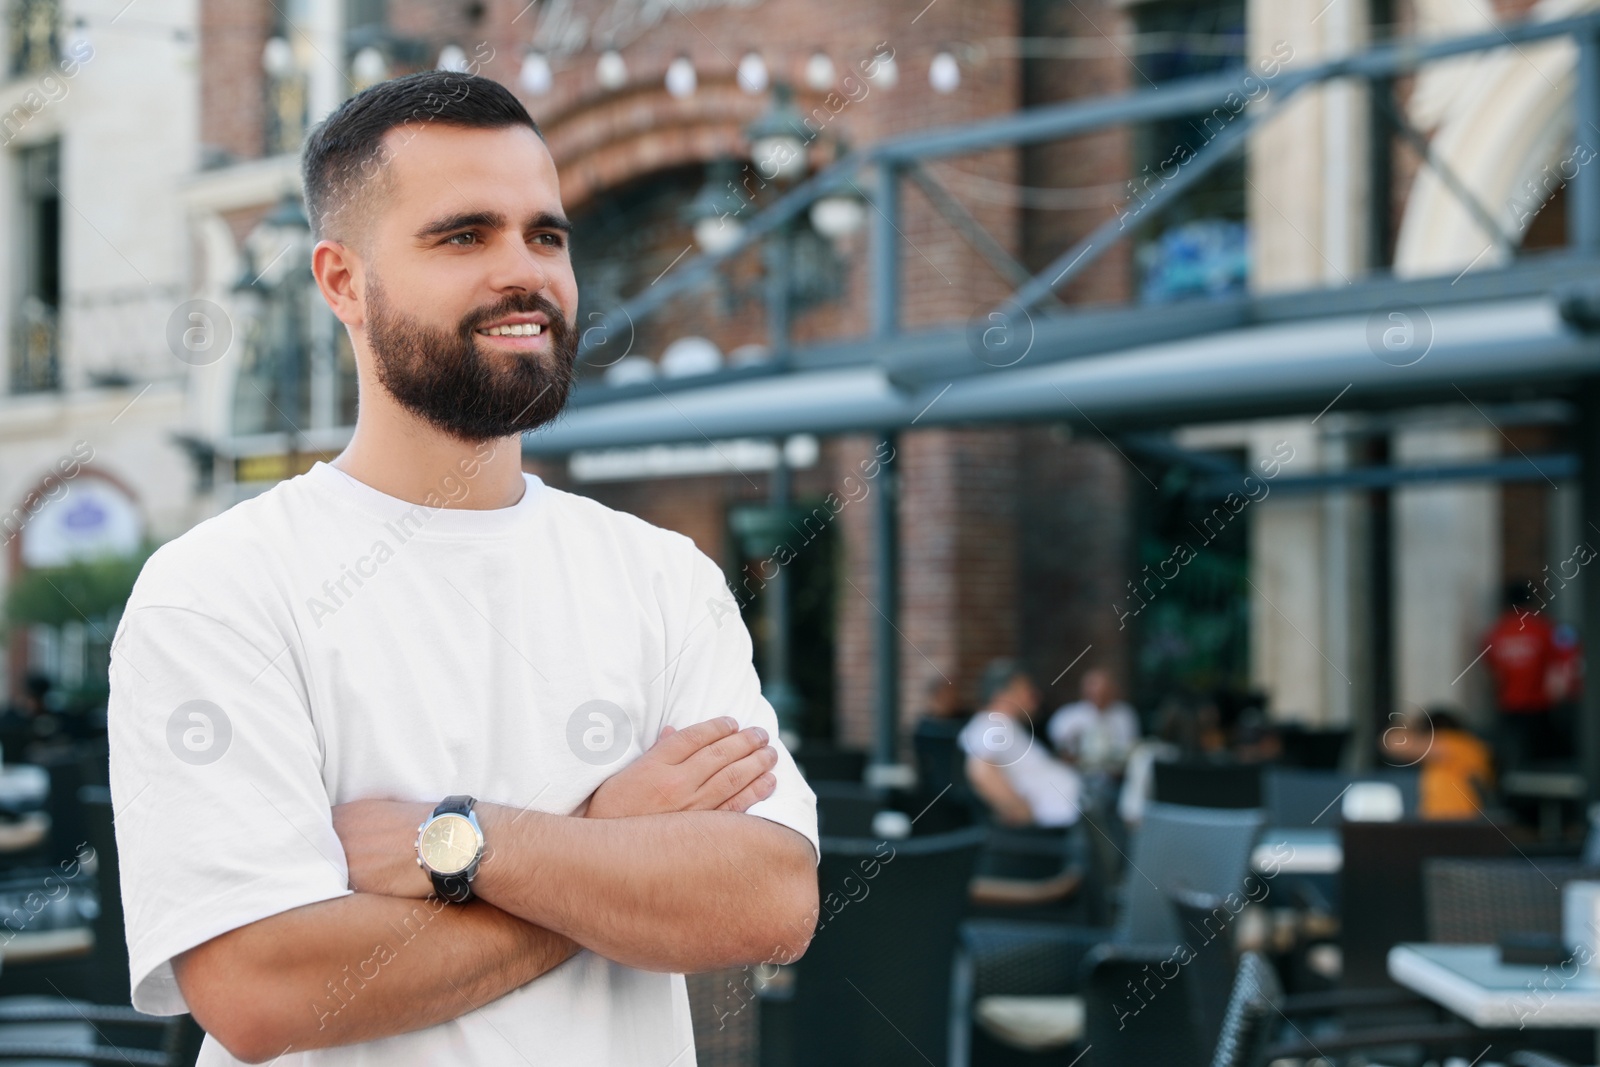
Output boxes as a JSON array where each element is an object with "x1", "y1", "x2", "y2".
[
  {"x1": 472, "y1": 321, "x2": 551, "y2": 355},
  {"x1": 476, "y1": 323, "x2": 544, "y2": 337}
]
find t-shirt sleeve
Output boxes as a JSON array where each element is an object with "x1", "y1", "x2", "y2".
[
  {"x1": 108, "y1": 556, "x2": 350, "y2": 1016},
  {"x1": 661, "y1": 546, "x2": 819, "y2": 865}
]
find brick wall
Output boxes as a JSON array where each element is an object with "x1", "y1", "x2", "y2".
[{"x1": 198, "y1": 0, "x2": 274, "y2": 164}]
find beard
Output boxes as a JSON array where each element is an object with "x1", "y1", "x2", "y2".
[{"x1": 364, "y1": 274, "x2": 577, "y2": 443}]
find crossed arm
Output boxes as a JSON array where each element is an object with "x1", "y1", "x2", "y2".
[{"x1": 175, "y1": 719, "x2": 818, "y2": 1063}]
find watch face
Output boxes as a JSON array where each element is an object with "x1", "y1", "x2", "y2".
[{"x1": 418, "y1": 813, "x2": 479, "y2": 875}]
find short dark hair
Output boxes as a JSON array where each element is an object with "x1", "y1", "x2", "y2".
[
  {"x1": 300, "y1": 71, "x2": 544, "y2": 243},
  {"x1": 978, "y1": 658, "x2": 1029, "y2": 707}
]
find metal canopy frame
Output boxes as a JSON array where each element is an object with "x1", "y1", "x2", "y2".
[
  {"x1": 558, "y1": 11, "x2": 1600, "y2": 407},
  {"x1": 532, "y1": 13, "x2": 1600, "y2": 785}
]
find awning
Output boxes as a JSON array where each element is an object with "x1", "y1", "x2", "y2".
[{"x1": 523, "y1": 297, "x2": 1600, "y2": 455}]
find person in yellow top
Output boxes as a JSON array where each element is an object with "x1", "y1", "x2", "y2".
[{"x1": 1381, "y1": 706, "x2": 1495, "y2": 819}]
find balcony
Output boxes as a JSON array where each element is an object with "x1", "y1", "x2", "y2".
[
  {"x1": 9, "y1": 296, "x2": 58, "y2": 393},
  {"x1": 6, "y1": 0, "x2": 60, "y2": 79}
]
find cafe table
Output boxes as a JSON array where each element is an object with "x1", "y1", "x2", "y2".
[
  {"x1": 0, "y1": 765, "x2": 48, "y2": 814},
  {"x1": 1252, "y1": 826, "x2": 1341, "y2": 874},
  {"x1": 1389, "y1": 942, "x2": 1600, "y2": 1059}
]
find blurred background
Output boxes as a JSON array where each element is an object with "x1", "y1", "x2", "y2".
[{"x1": 7, "y1": 0, "x2": 1600, "y2": 1064}]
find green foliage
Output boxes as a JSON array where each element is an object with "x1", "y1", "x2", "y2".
[{"x1": 2, "y1": 543, "x2": 155, "y2": 633}]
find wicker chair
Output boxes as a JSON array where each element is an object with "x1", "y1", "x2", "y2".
[
  {"x1": 761, "y1": 826, "x2": 986, "y2": 1067},
  {"x1": 1424, "y1": 858, "x2": 1596, "y2": 943},
  {"x1": 1208, "y1": 952, "x2": 1281, "y2": 1067},
  {"x1": 951, "y1": 803, "x2": 1265, "y2": 1067}
]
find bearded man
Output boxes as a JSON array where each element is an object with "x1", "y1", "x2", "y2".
[{"x1": 108, "y1": 71, "x2": 818, "y2": 1067}]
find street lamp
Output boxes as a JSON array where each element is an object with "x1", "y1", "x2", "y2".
[
  {"x1": 262, "y1": 34, "x2": 307, "y2": 156},
  {"x1": 746, "y1": 83, "x2": 808, "y2": 183},
  {"x1": 685, "y1": 159, "x2": 749, "y2": 255},
  {"x1": 809, "y1": 185, "x2": 867, "y2": 241}
]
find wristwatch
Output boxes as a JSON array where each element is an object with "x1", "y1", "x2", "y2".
[{"x1": 414, "y1": 795, "x2": 484, "y2": 903}]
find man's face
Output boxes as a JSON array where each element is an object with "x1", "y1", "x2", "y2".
[
  {"x1": 1083, "y1": 670, "x2": 1111, "y2": 708},
  {"x1": 356, "y1": 123, "x2": 580, "y2": 442},
  {"x1": 999, "y1": 676, "x2": 1039, "y2": 717}
]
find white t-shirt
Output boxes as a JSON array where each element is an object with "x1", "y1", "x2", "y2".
[
  {"x1": 1046, "y1": 700, "x2": 1140, "y2": 772},
  {"x1": 107, "y1": 459, "x2": 819, "y2": 1067},
  {"x1": 957, "y1": 711, "x2": 1082, "y2": 827}
]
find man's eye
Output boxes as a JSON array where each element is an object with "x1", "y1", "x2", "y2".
[
  {"x1": 445, "y1": 232, "x2": 478, "y2": 246},
  {"x1": 534, "y1": 233, "x2": 566, "y2": 248}
]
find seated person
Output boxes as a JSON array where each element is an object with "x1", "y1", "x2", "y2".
[
  {"x1": 959, "y1": 660, "x2": 1083, "y2": 828},
  {"x1": 1380, "y1": 705, "x2": 1493, "y2": 819},
  {"x1": 1047, "y1": 667, "x2": 1139, "y2": 775}
]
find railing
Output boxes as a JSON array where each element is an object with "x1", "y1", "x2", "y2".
[
  {"x1": 66, "y1": 285, "x2": 189, "y2": 387},
  {"x1": 9, "y1": 296, "x2": 57, "y2": 393},
  {"x1": 575, "y1": 12, "x2": 1600, "y2": 379}
]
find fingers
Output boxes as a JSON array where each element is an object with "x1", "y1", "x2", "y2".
[
  {"x1": 718, "y1": 772, "x2": 778, "y2": 813},
  {"x1": 649, "y1": 716, "x2": 740, "y2": 764},
  {"x1": 682, "y1": 725, "x2": 771, "y2": 789},
  {"x1": 698, "y1": 742, "x2": 778, "y2": 806}
]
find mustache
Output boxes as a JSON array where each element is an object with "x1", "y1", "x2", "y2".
[{"x1": 459, "y1": 293, "x2": 570, "y2": 337}]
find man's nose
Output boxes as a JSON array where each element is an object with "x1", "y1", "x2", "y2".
[{"x1": 489, "y1": 231, "x2": 549, "y2": 293}]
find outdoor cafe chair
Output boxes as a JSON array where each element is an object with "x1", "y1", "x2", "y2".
[
  {"x1": 0, "y1": 789, "x2": 204, "y2": 1064},
  {"x1": 1424, "y1": 857, "x2": 1596, "y2": 944},
  {"x1": 950, "y1": 802, "x2": 1264, "y2": 1066},
  {"x1": 759, "y1": 825, "x2": 985, "y2": 1067}
]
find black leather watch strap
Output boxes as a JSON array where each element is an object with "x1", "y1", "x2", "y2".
[
  {"x1": 429, "y1": 795, "x2": 478, "y2": 903},
  {"x1": 436, "y1": 794, "x2": 475, "y2": 817}
]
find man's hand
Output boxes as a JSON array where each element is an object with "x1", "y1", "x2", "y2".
[
  {"x1": 334, "y1": 717, "x2": 778, "y2": 896},
  {"x1": 584, "y1": 716, "x2": 777, "y2": 819}
]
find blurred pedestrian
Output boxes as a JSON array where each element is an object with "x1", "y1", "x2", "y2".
[{"x1": 1484, "y1": 580, "x2": 1559, "y2": 770}]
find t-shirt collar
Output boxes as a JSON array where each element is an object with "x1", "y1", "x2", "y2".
[{"x1": 302, "y1": 459, "x2": 545, "y2": 540}]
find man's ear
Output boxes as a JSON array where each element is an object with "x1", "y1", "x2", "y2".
[{"x1": 312, "y1": 239, "x2": 365, "y2": 328}]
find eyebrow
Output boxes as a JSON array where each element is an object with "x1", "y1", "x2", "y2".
[{"x1": 413, "y1": 210, "x2": 574, "y2": 241}]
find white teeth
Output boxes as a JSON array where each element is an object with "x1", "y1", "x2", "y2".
[{"x1": 480, "y1": 323, "x2": 544, "y2": 337}]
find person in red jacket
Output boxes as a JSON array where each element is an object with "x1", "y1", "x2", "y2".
[{"x1": 1484, "y1": 580, "x2": 1560, "y2": 771}]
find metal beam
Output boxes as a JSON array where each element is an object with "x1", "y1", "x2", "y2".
[
  {"x1": 1194, "y1": 454, "x2": 1578, "y2": 497},
  {"x1": 1373, "y1": 90, "x2": 1515, "y2": 256},
  {"x1": 555, "y1": 254, "x2": 1600, "y2": 417},
  {"x1": 1574, "y1": 29, "x2": 1600, "y2": 254},
  {"x1": 873, "y1": 433, "x2": 901, "y2": 771},
  {"x1": 524, "y1": 297, "x2": 1600, "y2": 456},
  {"x1": 575, "y1": 14, "x2": 1600, "y2": 364},
  {"x1": 1007, "y1": 98, "x2": 1270, "y2": 312},
  {"x1": 877, "y1": 13, "x2": 1600, "y2": 164},
  {"x1": 871, "y1": 161, "x2": 900, "y2": 339},
  {"x1": 903, "y1": 162, "x2": 1056, "y2": 303},
  {"x1": 1581, "y1": 379, "x2": 1600, "y2": 803}
]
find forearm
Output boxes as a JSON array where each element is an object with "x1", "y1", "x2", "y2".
[
  {"x1": 473, "y1": 805, "x2": 817, "y2": 973},
  {"x1": 176, "y1": 892, "x2": 578, "y2": 1063}
]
